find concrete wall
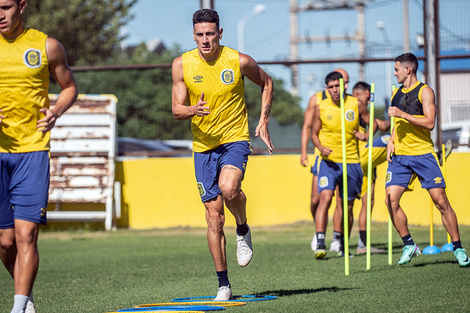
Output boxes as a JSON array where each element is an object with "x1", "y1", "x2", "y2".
[{"x1": 115, "y1": 152, "x2": 470, "y2": 229}]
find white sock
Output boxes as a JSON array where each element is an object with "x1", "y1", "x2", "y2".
[{"x1": 11, "y1": 294, "x2": 29, "y2": 313}]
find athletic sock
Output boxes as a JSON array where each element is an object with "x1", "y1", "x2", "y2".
[
  {"x1": 359, "y1": 231, "x2": 367, "y2": 247},
  {"x1": 236, "y1": 222, "x2": 249, "y2": 236},
  {"x1": 332, "y1": 231, "x2": 341, "y2": 242},
  {"x1": 316, "y1": 232, "x2": 326, "y2": 247},
  {"x1": 11, "y1": 294, "x2": 29, "y2": 313},
  {"x1": 401, "y1": 234, "x2": 415, "y2": 246},
  {"x1": 452, "y1": 240, "x2": 463, "y2": 251},
  {"x1": 216, "y1": 270, "x2": 230, "y2": 288}
]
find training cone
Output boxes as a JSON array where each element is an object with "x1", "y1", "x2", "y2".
[
  {"x1": 441, "y1": 243, "x2": 453, "y2": 252},
  {"x1": 422, "y1": 245, "x2": 441, "y2": 255}
]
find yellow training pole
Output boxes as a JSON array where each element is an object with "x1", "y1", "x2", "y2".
[
  {"x1": 340, "y1": 78, "x2": 349, "y2": 276},
  {"x1": 388, "y1": 84, "x2": 396, "y2": 265},
  {"x1": 366, "y1": 83, "x2": 375, "y2": 270},
  {"x1": 429, "y1": 198, "x2": 434, "y2": 246},
  {"x1": 442, "y1": 144, "x2": 452, "y2": 246}
]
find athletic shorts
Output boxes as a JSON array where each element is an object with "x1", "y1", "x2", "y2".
[
  {"x1": 317, "y1": 159, "x2": 363, "y2": 201},
  {"x1": 361, "y1": 167, "x2": 377, "y2": 197},
  {"x1": 194, "y1": 141, "x2": 251, "y2": 202},
  {"x1": 385, "y1": 153, "x2": 446, "y2": 190},
  {"x1": 0, "y1": 151, "x2": 50, "y2": 228},
  {"x1": 310, "y1": 155, "x2": 320, "y2": 176}
]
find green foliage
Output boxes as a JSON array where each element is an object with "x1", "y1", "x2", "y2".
[{"x1": 23, "y1": 0, "x2": 137, "y2": 66}]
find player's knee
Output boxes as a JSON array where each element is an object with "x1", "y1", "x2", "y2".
[
  {"x1": 207, "y1": 212, "x2": 225, "y2": 232},
  {"x1": 220, "y1": 183, "x2": 242, "y2": 202}
]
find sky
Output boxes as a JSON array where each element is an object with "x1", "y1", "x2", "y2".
[{"x1": 123, "y1": 0, "x2": 470, "y2": 110}]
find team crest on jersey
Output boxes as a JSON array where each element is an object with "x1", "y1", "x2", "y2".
[
  {"x1": 381, "y1": 135, "x2": 391, "y2": 145},
  {"x1": 193, "y1": 75, "x2": 203, "y2": 83},
  {"x1": 24, "y1": 49, "x2": 41, "y2": 68},
  {"x1": 319, "y1": 176, "x2": 329, "y2": 188},
  {"x1": 220, "y1": 69, "x2": 234, "y2": 85},
  {"x1": 345, "y1": 110, "x2": 355, "y2": 122},
  {"x1": 197, "y1": 182, "x2": 206, "y2": 197},
  {"x1": 385, "y1": 172, "x2": 392, "y2": 183},
  {"x1": 434, "y1": 177, "x2": 442, "y2": 184}
]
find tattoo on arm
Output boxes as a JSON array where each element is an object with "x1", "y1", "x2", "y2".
[{"x1": 264, "y1": 104, "x2": 271, "y2": 120}]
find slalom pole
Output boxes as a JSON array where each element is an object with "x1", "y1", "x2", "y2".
[
  {"x1": 388, "y1": 84, "x2": 396, "y2": 265},
  {"x1": 366, "y1": 83, "x2": 375, "y2": 270},
  {"x1": 340, "y1": 78, "x2": 349, "y2": 276},
  {"x1": 441, "y1": 144, "x2": 453, "y2": 252}
]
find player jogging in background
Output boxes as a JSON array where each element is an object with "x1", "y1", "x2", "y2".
[
  {"x1": 171, "y1": 9, "x2": 274, "y2": 300},
  {"x1": 386, "y1": 52, "x2": 469, "y2": 267},
  {"x1": 0, "y1": 1, "x2": 78, "y2": 312}
]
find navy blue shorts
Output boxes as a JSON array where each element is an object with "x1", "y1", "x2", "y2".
[
  {"x1": 385, "y1": 153, "x2": 446, "y2": 190},
  {"x1": 317, "y1": 159, "x2": 363, "y2": 200},
  {"x1": 0, "y1": 151, "x2": 50, "y2": 228},
  {"x1": 310, "y1": 155, "x2": 320, "y2": 176},
  {"x1": 194, "y1": 141, "x2": 251, "y2": 202}
]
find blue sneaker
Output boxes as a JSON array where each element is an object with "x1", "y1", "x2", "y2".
[
  {"x1": 398, "y1": 244, "x2": 421, "y2": 265},
  {"x1": 453, "y1": 248, "x2": 470, "y2": 267}
]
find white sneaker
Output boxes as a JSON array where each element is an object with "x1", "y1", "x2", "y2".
[
  {"x1": 329, "y1": 240, "x2": 341, "y2": 253},
  {"x1": 236, "y1": 226, "x2": 253, "y2": 267},
  {"x1": 214, "y1": 286, "x2": 233, "y2": 301},
  {"x1": 25, "y1": 299, "x2": 36, "y2": 313},
  {"x1": 311, "y1": 235, "x2": 317, "y2": 251}
]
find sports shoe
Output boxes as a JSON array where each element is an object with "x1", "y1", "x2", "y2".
[
  {"x1": 236, "y1": 226, "x2": 253, "y2": 267},
  {"x1": 356, "y1": 246, "x2": 386, "y2": 254},
  {"x1": 214, "y1": 286, "x2": 233, "y2": 301},
  {"x1": 311, "y1": 235, "x2": 317, "y2": 252},
  {"x1": 25, "y1": 299, "x2": 36, "y2": 313},
  {"x1": 315, "y1": 245, "x2": 326, "y2": 259},
  {"x1": 398, "y1": 244, "x2": 421, "y2": 265},
  {"x1": 453, "y1": 248, "x2": 470, "y2": 267},
  {"x1": 338, "y1": 250, "x2": 355, "y2": 258},
  {"x1": 329, "y1": 240, "x2": 341, "y2": 253}
]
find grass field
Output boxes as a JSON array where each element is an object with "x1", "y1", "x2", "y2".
[{"x1": 0, "y1": 221, "x2": 469, "y2": 313}]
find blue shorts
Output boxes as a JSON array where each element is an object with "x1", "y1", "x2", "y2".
[
  {"x1": 0, "y1": 151, "x2": 50, "y2": 228},
  {"x1": 310, "y1": 155, "x2": 320, "y2": 176},
  {"x1": 194, "y1": 141, "x2": 251, "y2": 202},
  {"x1": 385, "y1": 153, "x2": 446, "y2": 190},
  {"x1": 317, "y1": 159, "x2": 363, "y2": 201}
]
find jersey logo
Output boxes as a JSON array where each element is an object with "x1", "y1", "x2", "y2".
[
  {"x1": 319, "y1": 176, "x2": 329, "y2": 188},
  {"x1": 345, "y1": 110, "x2": 355, "y2": 122},
  {"x1": 193, "y1": 75, "x2": 203, "y2": 83},
  {"x1": 41, "y1": 208, "x2": 46, "y2": 217},
  {"x1": 220, "y1": 69, "x2": 234, "y2": 85},
  {"x1": 24, "y1": 49, "x2": 41, "y2": 68},
  {"x1": 385, "y1": 172, "x2": 392, "y2": 183},
  {"x1": 197, "y1": 182, "x2": 206, "y2": 197},
  {"x1": 434, "y1": 177, "x2": 442, "y2": 184}
]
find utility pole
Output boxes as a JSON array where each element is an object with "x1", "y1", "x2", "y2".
[
  {"x1": 403, "y1": 0, "x2": 410, "y2": 52},
  {"x1": 200, "y1": 0, "x2": 214, "y2": 9}
]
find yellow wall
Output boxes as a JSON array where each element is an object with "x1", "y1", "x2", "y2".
[{"x1": 116, "y1": 152, "x2": 470, "y2": 229}]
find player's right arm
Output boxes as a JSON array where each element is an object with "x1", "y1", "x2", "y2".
[
  {"x1": 300, "y1": 94, "x2": 316, "y2": 166},
  {"x1": 171, "y1": 56, "x2": 210, "y2": 120},
  {"x1": 311, "y1": 102, "x2": 331, "y2": 157}
]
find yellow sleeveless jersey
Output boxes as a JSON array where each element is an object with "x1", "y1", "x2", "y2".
[
  {"x1": 0, "y1": 28, "x2": 50, "y2": 153},
  {"x1": 311, "y1": 90, "x2": 330, "y2": 156},
  {"x1": 318, "y1": 94, "x2": 360, "y2": 163},
  {"x1": 391, "y1": 81, "x2": 434, "y2": 155},
  {"x1": 182, "y1": 46, "x2": 249, "y2": 152}
]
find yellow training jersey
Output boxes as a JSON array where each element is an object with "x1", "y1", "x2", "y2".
[
  {"x1": 0, "y1": 28, "x2": 50, "y2": 153},
  {"x1": 391, "y1": 81, "x2": 434, "y2": 155},
  {"x1": 182, "y1": 46, "x2": 249, "y2": 152},
  {"x1": 318, "y1": 94, "x2": 360, "y2": 163}
]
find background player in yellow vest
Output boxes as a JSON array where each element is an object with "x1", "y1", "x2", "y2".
[
  {"x1": 386, "y1": 53, "x2": 469, "y2": 267},
  {"x1": 171, "y1": 9, "x2": 274, "y2": 300},
  {"x1": 300, "y1": 69, "x2": 353, "y2": 253},
  {"x1": 0, "y1": 1, "x2": 78, "y2": 312},
  {"x1": 311, "y1": 71, "x2": 375, "y2": 258}
]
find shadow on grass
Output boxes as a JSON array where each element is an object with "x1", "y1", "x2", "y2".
[{"x1": 255, "y1": 286, "x2": 359, "y2": 298}]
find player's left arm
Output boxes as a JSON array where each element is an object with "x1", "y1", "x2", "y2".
[
  {"x1": 388, "y1": 86, "x2": 436, "y2": 130},
  {"x1": 240, "y1": 53, "x2": 274, "y2": 154},
  {"x1": 38, "y1": 37, "x2": 78, "y2": 132},
  {"x1": 355, "y1": 98, "x2": 378, "y2": 140}
]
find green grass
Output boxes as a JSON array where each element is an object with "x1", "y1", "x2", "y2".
[{"x1": 1, "y1": 222, "x2": 469, "y2": 313}]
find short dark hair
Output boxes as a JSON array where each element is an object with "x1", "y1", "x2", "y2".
[
  {"x1": 395, "y1": 53, "x2": 418, "y2": 73},
  {"x1": 325, "y1": 71, "x2": 343, "y2": 85},
  {"x1": 193, "y1": 9, "x2": 220, "y2": 29},
  {"x1": 353, "y1": 81, "x2": 371, "y2": 92}
]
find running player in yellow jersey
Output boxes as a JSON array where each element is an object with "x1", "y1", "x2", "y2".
[
  {"x1": 386, "y1": 53, "x2": 469, "y2": 267},
  {"x1": 172, "y1": 9, "x2": 274, "y2": 300},
  {"x1": 311, "y1": 71, "x2": 376, "y2": 259},
  {"x1": 0, "y1": 1, "x2": 78, "y2": 312},
  {"x1": 300, "y1": 69, "x2": 350, "y2": 253}
]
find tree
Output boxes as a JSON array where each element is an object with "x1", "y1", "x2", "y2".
[{"x1": 24, "y1": 0, "x2": 137, "y2": 66}]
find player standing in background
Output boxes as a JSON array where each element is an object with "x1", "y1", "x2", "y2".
[
  {"x1": 171, "y1": 9, "x2": 274, "y2": 300},
  {"x1": 0, "y1": 1, "x2": 78, "y2": 312}
]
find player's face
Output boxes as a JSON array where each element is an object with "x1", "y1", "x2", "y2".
[
  {"x1": 326, "y1": 79, "x2": 341, "y2": 102},
  {"x1": 193, "y1": 22, "x2": 222, "y2": 61},
  {"x1": 352, "y1": 89, "x2": 370, "y2": 104},
  {"x1": 394, "y1": 61, "x2": 407, "y2": 84},
  {"x1": 0, "y1": 0, "x2": 25, "y2": 39}
]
